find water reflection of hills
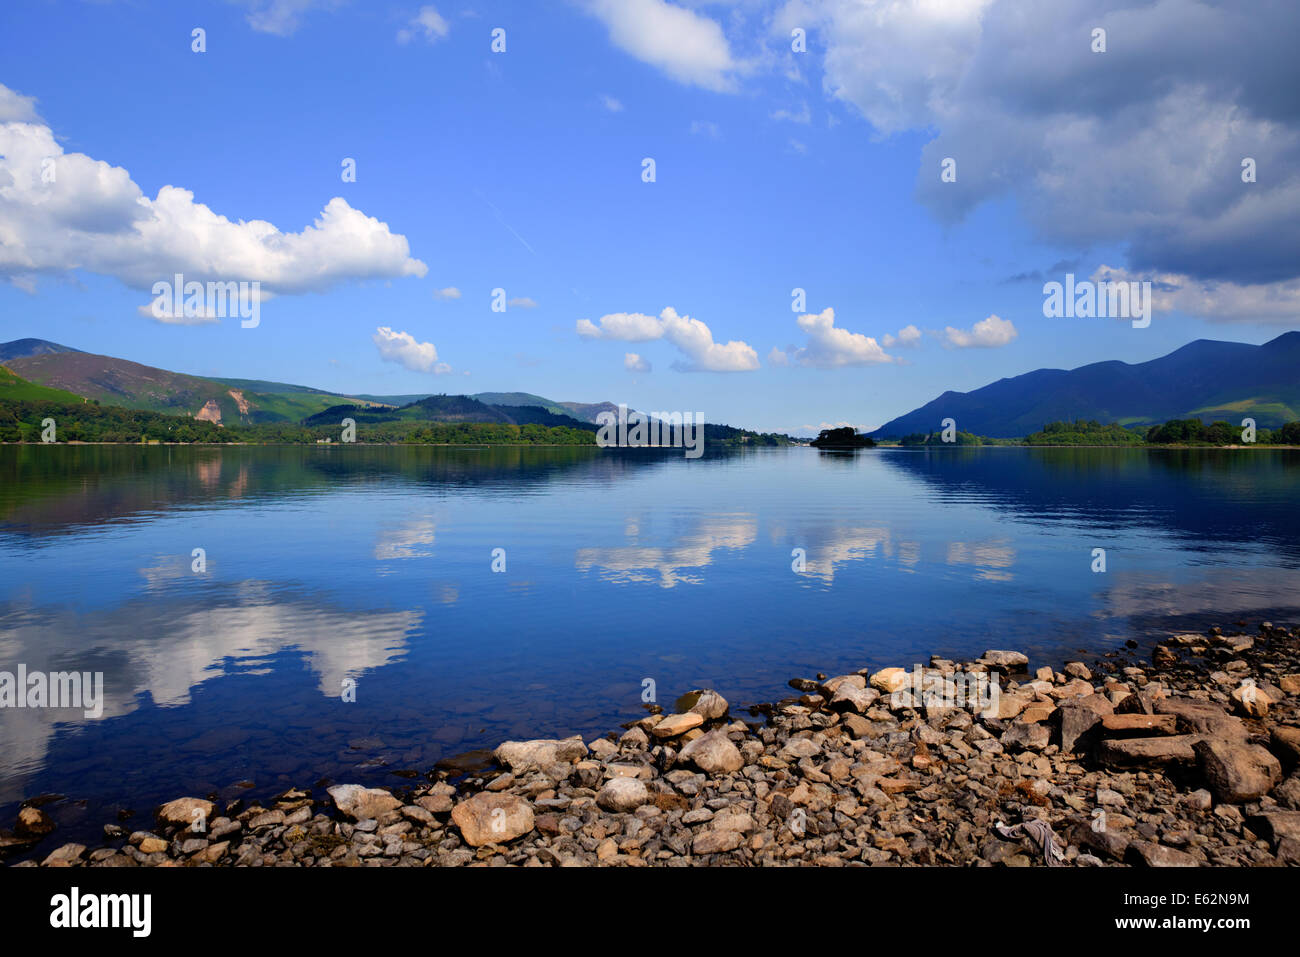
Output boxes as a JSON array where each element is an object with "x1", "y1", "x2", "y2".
[
  {"x1": 878, "y1": 447, "x2": 1300, "y2": 561},
  {"x1": 0, "y1": 446, "x2": 698, "y2": 538}
]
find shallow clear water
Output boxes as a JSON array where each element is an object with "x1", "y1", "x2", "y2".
[{"x1": 2, "y1": 444, "x2": 1298, "y2": 844}]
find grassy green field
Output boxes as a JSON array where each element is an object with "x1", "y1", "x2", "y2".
[
  {"x1": 0, "y1": 366, "x2": 87, "y2": 404},
  {"x1": 1190, "y1": 398, "x2": 1299, "y2": 422}
]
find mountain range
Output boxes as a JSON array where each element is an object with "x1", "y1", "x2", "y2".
[
  {"x1": 2, "y1": 332, "x2": 1297, "y2": 439},
  {"x1": 870, "y1": 331, "x2": 1300, "y2": 438},
  {"x1": 0, "y1": 339, "x2": 615, "y2": 429},
  {"x1": 299, "y1": 395, "x2": 597, "y2": 431}
]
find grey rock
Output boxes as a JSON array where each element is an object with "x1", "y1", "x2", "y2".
[
  {"x1": 326, "y1": 785, "x2": 402, "y2": 822},
  {"x1": 682, "y1": 689, "x2": 730, "y2": 721},
  {"x1": 1001, "y1": 720, "x2": 1050, "y2": 751},
  {"x1": 980, "y1": 650, "x2": 1029, "y2": 670},
  {"x1": 678, "y1": 730, "x2": 744, "y2": 774},
  {"x1": 493, "y1": 736, "x2": 588, "y2": 772},
  {"x1": 596, "y1": 778, "x2": 651, "y2": 813}
]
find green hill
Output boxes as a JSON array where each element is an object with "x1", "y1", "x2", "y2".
[
  {"x1": 302, "y1": 396, "x2": 597, "y2": 431},
  {"x1": 0, "y1": 339, "x2": 796, "y2": 443},
  {"x1": 4, "y1": 346, "x2": 356, "y2": 425},
  {"x1": 0, "y1": 365, "x2": 87, "y2": 404},
  {"x1": 0, "y1": 339, "x2": 635, "y2": 430},
  {"x1": 470, "y1": 392, "x2": 569, "y2": 416}
]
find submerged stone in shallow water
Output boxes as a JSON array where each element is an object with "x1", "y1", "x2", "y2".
[
  {"x1": 16, "y1": 806, "x2": 54, "y2": 838},
  {"x1": 434, "y1": 749, "x2": 497, "y2": 775}
]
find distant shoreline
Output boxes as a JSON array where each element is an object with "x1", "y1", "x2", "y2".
[
  {"x1": 0, "y1": 442, "x2": 768, "y2": 450},
  {"x1": 874, "y1": 443, "x2": 1300, "y2": 450},
  {"x1": 0, "y1": 441, "x2": 599, "y2": 448},
  {"x1": 4, "y1": 441, "x2": 1300, "y2": 449}
]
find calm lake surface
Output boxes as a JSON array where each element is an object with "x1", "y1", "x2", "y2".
[{"x1": 2, "y1": 444, "x2": 1299, "y2": 845}]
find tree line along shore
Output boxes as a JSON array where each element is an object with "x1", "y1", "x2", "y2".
[
  {"x1": 0, "y1": 397, "x2": 791, "y2": 447},
  {"x1": 887, "y1": 418, "x2": 1300, "y2": 447},
  {"x1": 3, "y1": 396, "x2": 1299, "y2": 449}
]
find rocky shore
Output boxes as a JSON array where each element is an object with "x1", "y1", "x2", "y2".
[{"x1": 7, "y1": 621, "x2": 1300, "y2": 867}]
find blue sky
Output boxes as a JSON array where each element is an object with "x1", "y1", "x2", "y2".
[{"x1": 1, "y1": 0, "x2": 1297, "y2": 433}]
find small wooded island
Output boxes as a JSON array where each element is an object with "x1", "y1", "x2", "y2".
[{"x1": 810, "y1": 426, "x2": 876, "y2": 449}]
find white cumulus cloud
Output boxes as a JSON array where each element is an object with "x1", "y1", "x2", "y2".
[
  {"x1": 373, "y1": 326, "x2": 452, "y2": 374},
  {"x1": 398, "y1": 5, "x2": 450, "y2": 44},
  {"x1": 943, "y1": 314, "x2": 1017, "y2": 348},
  {"x1": 780, "y1": 307, "x2": 895, "y2": 368},
  {"x1": 0, "y1": 84, "x2": 427, "y2": 303},
  {"x1": 0, "y1": 85, "x2": 40, "y2": 123},
  {"x1": 581, "y1": 0, "x2": 740, "y2": 92},
  {"x1": 882, "y1": 324, "x2": 922, "y2": 348},
  {"x1": 136, "y1": 304, "x2": 221, "y2": 326},
  {"x1": 577, "y1": 306, "x2": 758, "y2": 372},
  {"x1": 578, "y1": 312, "x2": 667, "y2": 341}
]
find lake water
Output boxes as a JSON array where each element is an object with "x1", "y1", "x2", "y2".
[{"x1": 2, "y1": 444, "x2": 1298, "y2": 847}]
